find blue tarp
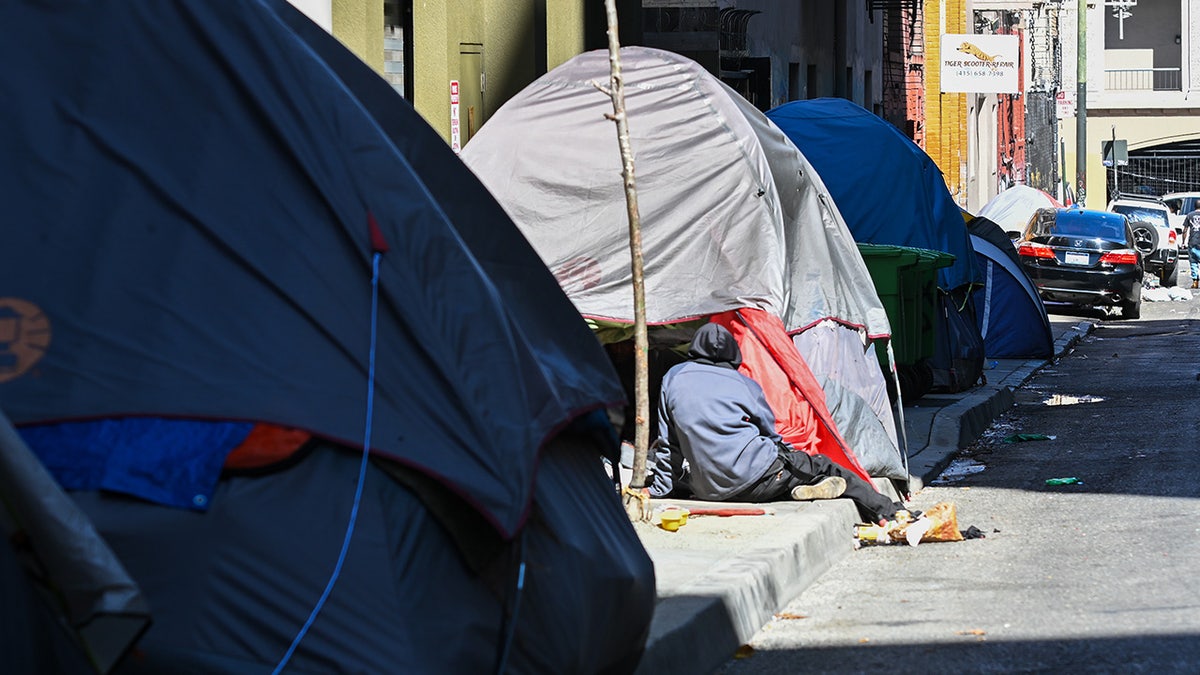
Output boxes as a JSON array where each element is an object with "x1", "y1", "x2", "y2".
[
  {"x1": 765, "y1": 98, "x2": 981, "y2": 293},
  {"x1": 19, "y1": 418, "x2": 252, "y2": 511}
]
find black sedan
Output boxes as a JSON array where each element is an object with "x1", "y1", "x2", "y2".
[{"x1": 1017, "y1": 207, "x2": 1143, "y2": 319}]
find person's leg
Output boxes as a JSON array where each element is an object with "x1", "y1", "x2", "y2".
[
  {"x1": 778, "y1": 451, "x2": 901, "y2": 523},
  {"x1": 1190, "y1": 247, "x2": 1200, "y2": 287},
  {"x1": 727, "y1": 453, "x2": 902, "y2": 522},
  {"x1": 728, "y1": 456, "x2": 845, "y2": 502},
  {"x1": 789, "y1": 476, "x2": 847, "y2": 501},
  {"x1": 727, "y1": 456, "x2": 802, "y2": 502}
]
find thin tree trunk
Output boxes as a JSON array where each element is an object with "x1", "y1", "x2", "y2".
[{"x1": 602, "y1": 0, "x2": 651, "y2": 522}]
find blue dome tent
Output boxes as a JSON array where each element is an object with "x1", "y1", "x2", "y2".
[
  {"x1": 967, "y1": 216, "x2": 1055, "y2": 359},
  {"x1": 766, "y1": 98, "x2": 985, "y2": 395}
]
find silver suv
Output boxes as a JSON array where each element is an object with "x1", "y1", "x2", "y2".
[{"x1": 1107, "y1": 193, "x2": 1178, "y2": 287}]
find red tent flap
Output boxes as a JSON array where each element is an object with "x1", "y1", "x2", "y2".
[{"x1": 712, "y1": 309, "x2": 874, "y2": 486}]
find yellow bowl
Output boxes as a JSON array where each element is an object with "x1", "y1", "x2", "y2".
[{"x1": 659, "y1": 508, "x2": 689, "y2": 532}]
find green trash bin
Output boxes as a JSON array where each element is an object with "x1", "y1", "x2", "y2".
[
  {"x1": 857, "y1": 243, "x2": 955, "y2": 370},
  {"x1": 906, "y1": 249, "x2": 956, "y2": 365},
  {"x1": 856, "y1": 244, "x2": 921, "y2": 367}
]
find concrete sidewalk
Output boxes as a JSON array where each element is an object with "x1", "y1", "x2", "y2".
[{"x1": 631, "y1": 320, "x2": 1095, "y2": 675}]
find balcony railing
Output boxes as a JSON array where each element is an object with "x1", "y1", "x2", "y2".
[{"x1": 1104, "y1": 67, "x2": 1182, "y2": 92}]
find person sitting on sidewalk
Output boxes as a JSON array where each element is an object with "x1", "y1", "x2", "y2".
[{"x1": 647, "y1": 322, "x2": 905, "y2": 525}]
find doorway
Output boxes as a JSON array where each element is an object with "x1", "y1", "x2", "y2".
[{"x1": 459, "y1": 43, "x2": 484, "y2": 146}]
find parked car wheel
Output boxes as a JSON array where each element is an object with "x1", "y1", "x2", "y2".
[
  {"x1": 1120, "y1": 297, "x2": 1141, "y2": 320},
  {"x1": 1130, "y1": 224, "x2": 1158, "y2": 255}
]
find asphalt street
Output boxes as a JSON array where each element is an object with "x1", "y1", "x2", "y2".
[{"x1": 715, "y1": 284, "x2": 1200, "y2": 674}]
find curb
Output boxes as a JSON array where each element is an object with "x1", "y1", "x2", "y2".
[{"x1": 634, "y1": 500, "x2": 859, "y2": 675}]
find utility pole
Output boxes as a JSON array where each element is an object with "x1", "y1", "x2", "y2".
[
  {"x1": 1076, "y1": 0, "x2": 1087, "y2": 205},
  {"x1": 1110, "y1": 125, "x2": 1118, "y2": 199},
  {"x1": 1061, "y1": 135, "x2": 1069, "y2": 203}
]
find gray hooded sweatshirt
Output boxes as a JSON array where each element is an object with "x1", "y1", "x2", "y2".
[{"x1": 649, "y1": 323, "x2": 780, "y2": 500}]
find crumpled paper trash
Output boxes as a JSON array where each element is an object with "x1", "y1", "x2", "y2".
[
  {"x1": 916, "y1": 502, "x2": 964, "y2": 543},
  {"x1": 855, "y1": 502, "x2": 965, "y2": 546}
]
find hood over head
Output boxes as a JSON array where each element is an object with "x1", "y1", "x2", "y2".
[{"x1": 687, "y1": 323, "x2": 742, "y2": 370}]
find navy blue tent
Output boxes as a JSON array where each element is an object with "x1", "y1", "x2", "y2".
[
  {"x1": 0, "y1": 1, "x2": 653, "y2": 672},
  {"x1": 765, "y1": 98, "x2": 981, "y2": 294},
  {"x1": 766, "y1": 98, "x2": 985, "y2": 394},
  {"x1": 968, "y1": 217, "x2": 1054, "y2": 359}
]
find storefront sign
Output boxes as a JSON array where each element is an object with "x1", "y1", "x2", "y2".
[{"x1": 939, "y1": 33, "x2": 1020, "y2": 94}]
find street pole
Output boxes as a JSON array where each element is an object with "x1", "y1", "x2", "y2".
[
  {"x1": 1111, "y1": 125, "x2": 1117, "y2": 199},
  {"x1": 1061, "y1": 135, "x2": 1069, "y2": 203},
  {"x1": 1076, "y1": 0, "x2": 1087, "y2": 205}
]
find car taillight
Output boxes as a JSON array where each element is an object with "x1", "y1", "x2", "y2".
[
  {"x1": 1099, "y1": 249, "x2": 1138, "y2": 265},
  {"x1": 1018, "y1": 242, "x2": 1055, "y2": 259},
  {"x1": 1169, "y1": 230, "x2": 1178, "y2": 246}
]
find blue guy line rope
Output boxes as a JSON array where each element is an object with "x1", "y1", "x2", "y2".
[
  {"x1": 272, "y1": 251, "x2": 383, "y2": 674},
  {"x1": 495, "y1": 539, "x2": 527, "y2": 675}
]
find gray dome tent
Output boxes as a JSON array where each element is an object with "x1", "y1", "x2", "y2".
[{"x1": 463, "y1": 46, "x2": 908, "y2": 481}]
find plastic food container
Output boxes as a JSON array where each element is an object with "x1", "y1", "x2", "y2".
[{"x1": 659, "y1": 508, "x2": 690, "y2": 532}]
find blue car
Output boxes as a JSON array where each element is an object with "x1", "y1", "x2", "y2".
[{"x1": 1017, "y1": 207, "x2": 1144, "y2": 320}]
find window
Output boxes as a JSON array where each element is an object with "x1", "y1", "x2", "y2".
[
  {"x1": 383, "y1": 0, "x2": 412, "y2": 99},
  {"x1": 1111, "y1": 205, "x2": 1168, "y2": 228}
]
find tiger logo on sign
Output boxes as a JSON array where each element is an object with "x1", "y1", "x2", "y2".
[{"x1": 957, "y1": 42, "x2": 999, "y2": 63}]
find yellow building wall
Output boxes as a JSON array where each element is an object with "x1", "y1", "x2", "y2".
[
  {"x1": 482, "y1": 1, "x2": 537, "y2": 116},
  {"x1": 924, "y1": 0, "x2": 969, "y2": 205},
  {"x1": 412, "y1": 1, "x2": 463, "y2": 137},
  {"x1": 411, "y1": 0, "x2": 564, "y2": 143},
  {"x1": 324, "y1": 2, "x2": 587, "y2": 147},
  {"x1": 332, "y1": 0, "x2": 384, "y2": 74},
  {"x1": 546, "y1": 0, "x2": 586, "y2": 71}
]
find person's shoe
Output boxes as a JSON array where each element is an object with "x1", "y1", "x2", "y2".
[
  {"x1": 1191, "y1": 278, "x2": 1198, "y2": 289},
  {"x1": 790, "y1": 476, "x2": 846, "y2": 501}
]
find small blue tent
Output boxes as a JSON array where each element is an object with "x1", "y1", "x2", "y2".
[
  {"x1": 0, "y1": 0, "x2": 653, "y2": 672},
  {"x1": 968, "y1": 217, "x2": 1055, "y2": 359}
]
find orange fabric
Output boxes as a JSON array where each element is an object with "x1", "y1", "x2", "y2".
[
  {"x1": 223, "y1": 424, "x2": 312, "y2": 470},
  {"x1": 711, "y1": 309, "x2": 874, "y2": 486}
]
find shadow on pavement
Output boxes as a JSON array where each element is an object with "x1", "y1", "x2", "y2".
[
  {"x1": 1043, "y1": 302, "x2": 1114, "y2": 321},
  {"x1": 634, "y1": 596, "x2": 740, "y2": 675},
  {"x1": 716, "y1": 633, "x2": 1200, "y2": 674}
]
